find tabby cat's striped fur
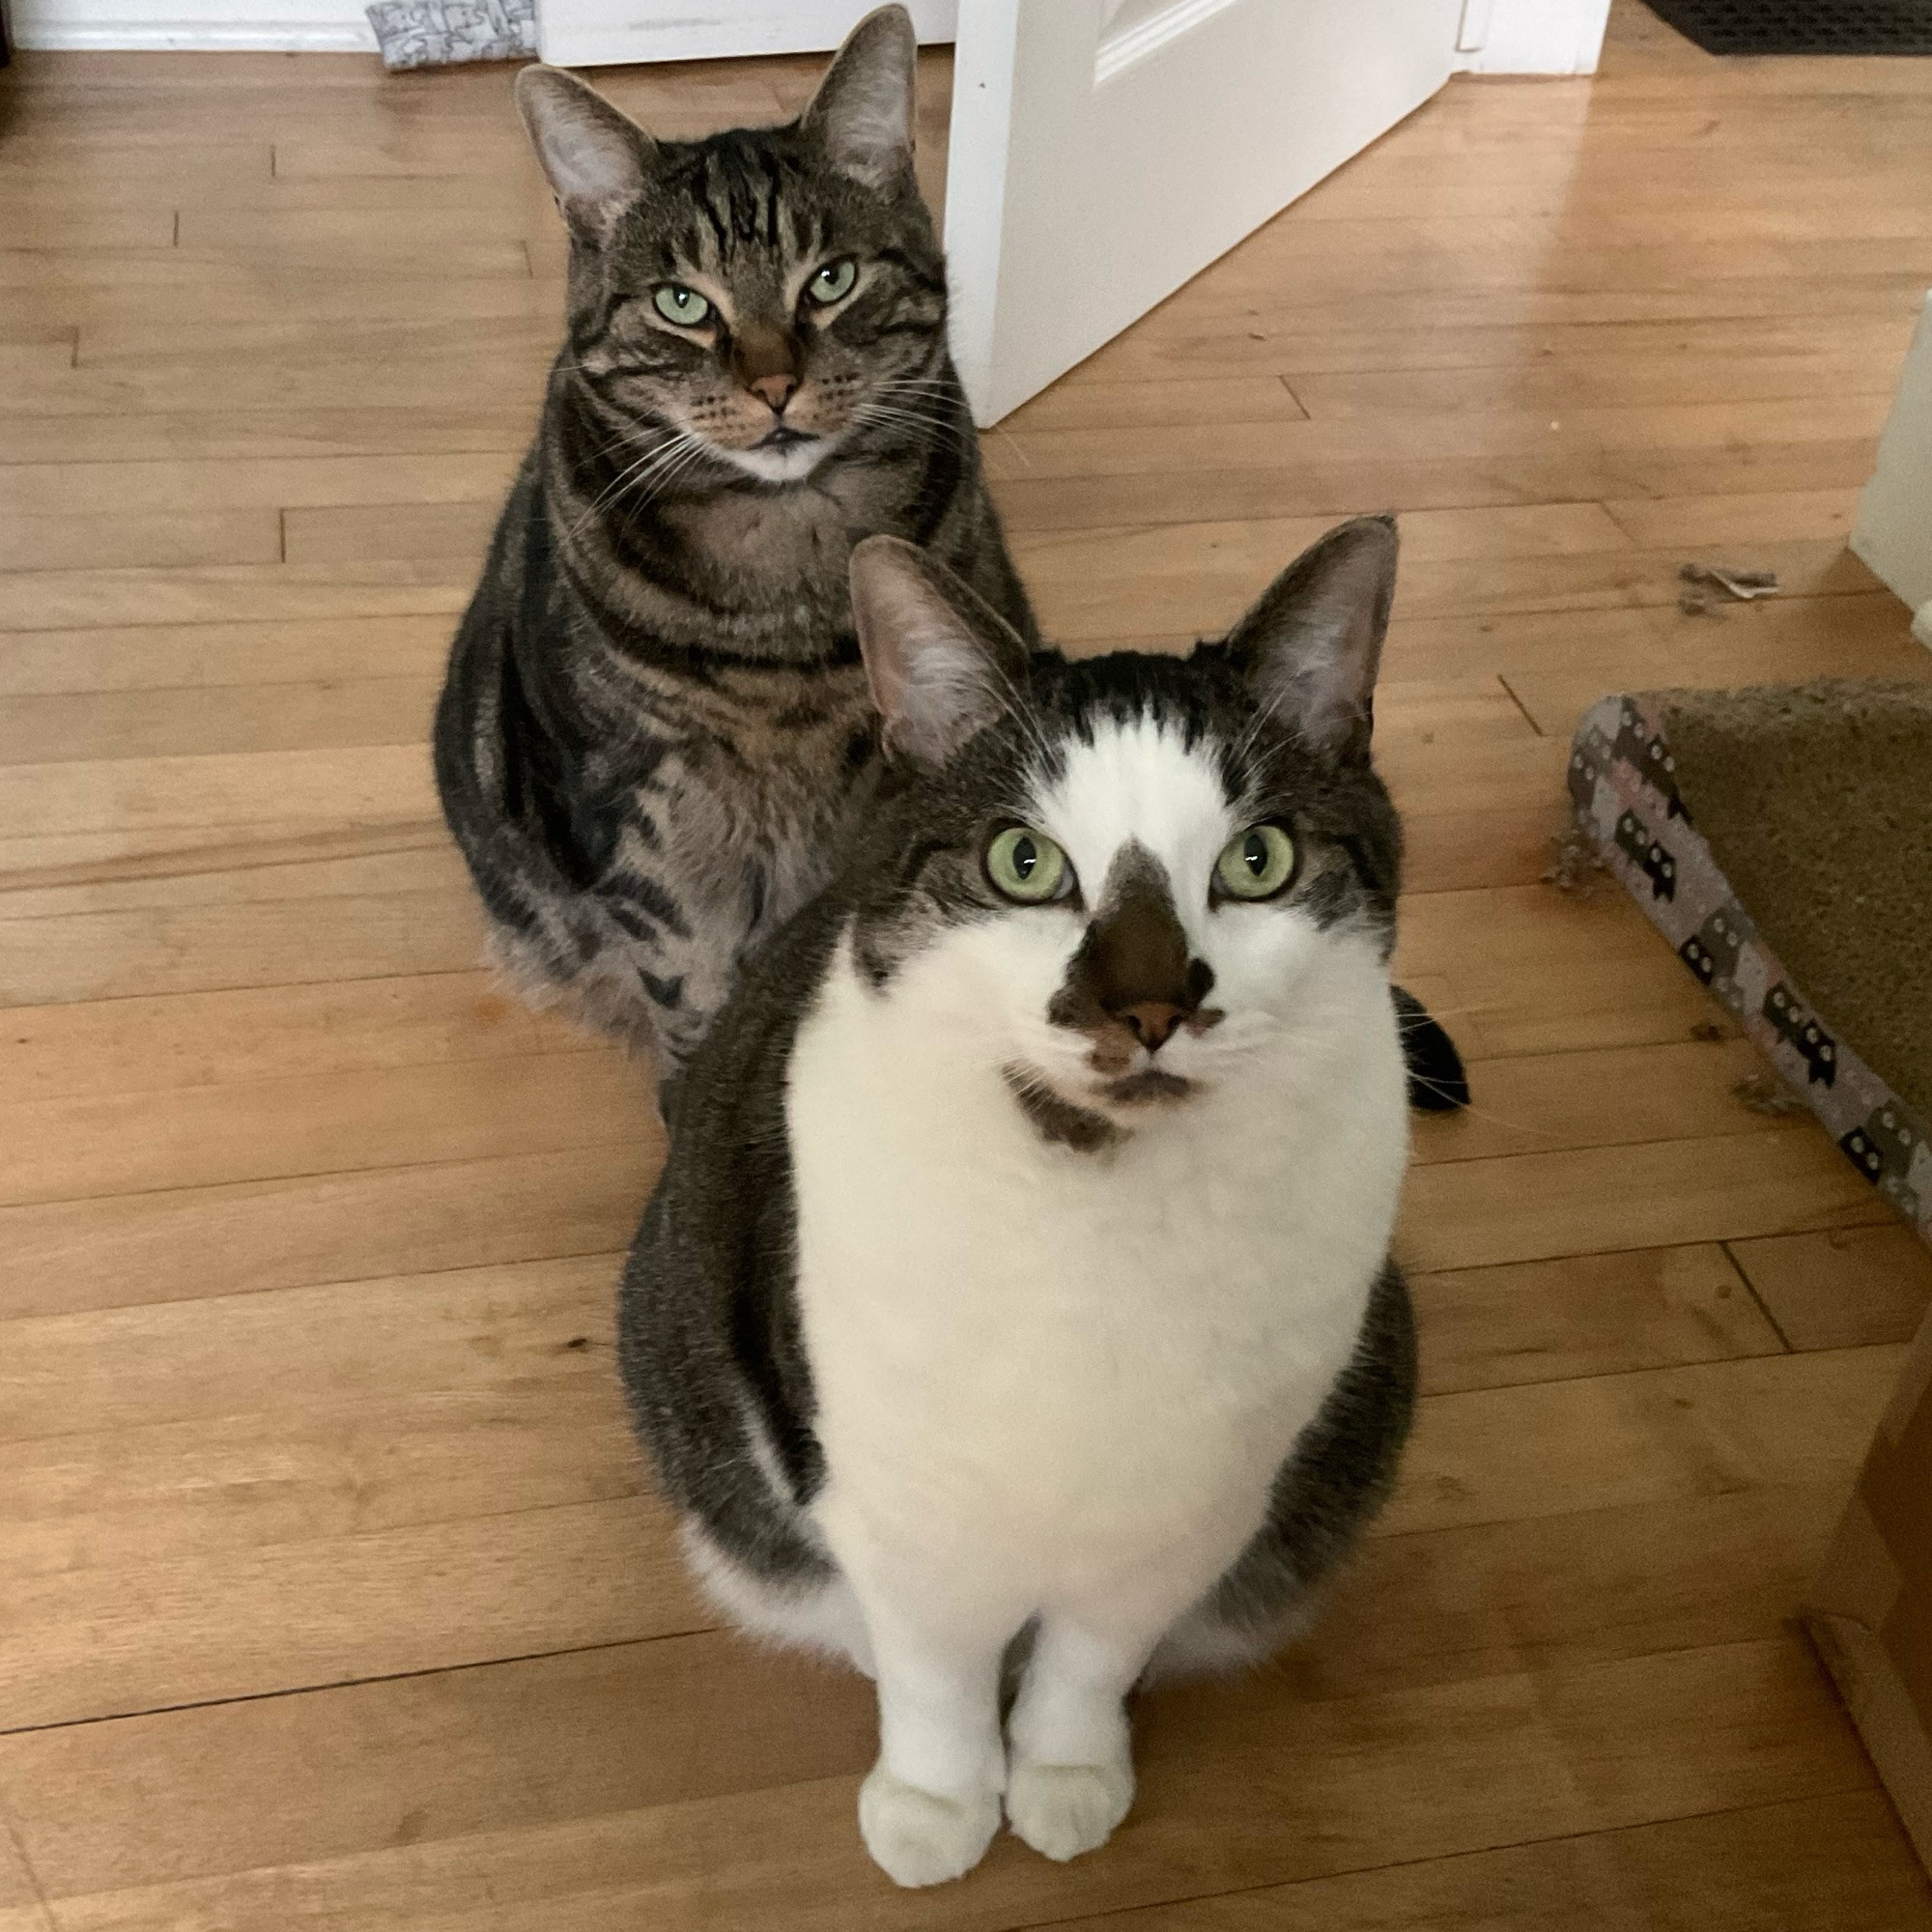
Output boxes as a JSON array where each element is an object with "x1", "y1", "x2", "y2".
[{"x1": 434, "y1": 10, "x2": 1034, "y2": 1069}]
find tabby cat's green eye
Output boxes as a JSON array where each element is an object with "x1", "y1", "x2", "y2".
[
  {"x1": 806, "y1": 258, "x2": 858, "y2": 306},
  {"x1": 1215, "y1": 824, "x2": 1297, "y2": 901},
  {"x1": 985, "y1": 826, "x2": 1070, "y2": 904},
  {"x1": 653, "y1": 284, "x2": 711, "y2": 327}
]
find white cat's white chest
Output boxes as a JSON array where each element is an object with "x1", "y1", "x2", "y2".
[{"x1": 785, "y1": 930, "x2": 1407, "y2": 1617}]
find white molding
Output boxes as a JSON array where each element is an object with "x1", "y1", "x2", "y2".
[
  {"x1": 13, "y1": 0, "x2": 957, "y2": 54},
  {"x1": 1451, "y1": 0, "x2": 1609, "y2": 72},
  {"x1": 1094, "y1": 0, "x2": 1238, "y2": 87},
  {"x1": 13, "y1": 0, "x2": 376, "y2": 48},
  {"x1": 538, "y1": 0, "x2": 955, "y2": 69}
]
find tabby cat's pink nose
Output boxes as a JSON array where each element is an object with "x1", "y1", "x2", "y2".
[{"x1": 750, "y1": 373, "x2": 799, "y2": 412}]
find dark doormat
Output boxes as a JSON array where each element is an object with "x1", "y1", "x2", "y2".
[
  {"x1": 1572, "y1": 681, "x2": 1932, "y2": 1254},
  {"x1": 1642, "y1": 0, "x2": 1932, "y2": 54}
]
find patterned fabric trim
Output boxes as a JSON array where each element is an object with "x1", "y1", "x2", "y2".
[
  {"x1": 1571, "y1": 693, "x2": 1932, "y2": 1252},
  {"x1": 365, "y1": 0, "x2": 536, "y2": 70}
]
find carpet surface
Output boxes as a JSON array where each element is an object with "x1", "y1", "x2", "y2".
[
  {"x1": 1642, "y1": 0, "x2": 1932, "y2": 55},
  {"x1": 1658, "y1": 681, "x2": 1932, "y2": 1121},
  {"x1": 1572, "y1": 680, "x2": 1932, "y2": 1250}
]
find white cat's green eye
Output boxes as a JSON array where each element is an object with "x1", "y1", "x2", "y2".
[
  {"x1": 985, "y1": 826, "x2": 1069, "y2": 904},
  {"x1": 806, "y1": 258, "x2": 858, "y2": 306},
  {"x1": 653, "y1": 284, "x2": 712, "y2": 327},
  {"x1": 1215, "y1": 824, "x2": 1297, "y2": 901}
]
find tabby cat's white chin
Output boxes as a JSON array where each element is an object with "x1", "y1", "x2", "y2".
[{"x1": 717, "y1": 437, "x2": 836, "y2": 484}]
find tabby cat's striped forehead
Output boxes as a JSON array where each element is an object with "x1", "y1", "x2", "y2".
[
  {"x1": 660, "y1": 132, "x2": 833, "y2": 276},
  {"x1": 597, "y1": 122, "x2": 939, "y2": 302}
]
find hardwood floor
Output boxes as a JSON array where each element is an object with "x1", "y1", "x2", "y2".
[{"x1": 5, "y1": 6, "x2": 1932, "y2": 1924}]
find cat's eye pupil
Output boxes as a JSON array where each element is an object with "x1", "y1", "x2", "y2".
[
  {"x1": 1243, "y1": 832, "x2": 1267, "y2": 874},
  {"x1": 1012, "y1": 837, "x2": 1037, "y2": 879}
]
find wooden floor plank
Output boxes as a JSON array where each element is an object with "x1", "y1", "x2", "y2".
[
  {"x1": 0, "y1": 742, "x2": 436, "y2": 841},
  {"x1": 0, "y1": 616, "x2": 457, "y2": 698},
  {"x1": 0, "y1": 972, "x2": 564, "y2": 1104},
  {"x1": 1727, "y1": 1224, "x2": 1932, "y2": 1351},
  {"x1": 1409, "y1": 1243, "x2": 1783, "y2": 1394},
  {"x1": 0, "y1": 509, "x2": 281, "y2": 575},
  {"x1": 0, "y1": 561, "x2": 468, "y2": 635},
  {"x1": 0, "y1": 451, "x2": 519, "y2": 517},
  {"x1": 1409, "y1": 1037, "x2": 1792, "y2": 1167},
  {"x1": 0, "y1": 676, "x2": 442, "y2": 764},
  {"x1": 1385, "y1": 1345, "x2": 1904, "y2": 1537},
  {"x1": 1065, "y1": 1794, "x2": 1932, "y2": 1930},
  {"x1": 1400, "y1": 1130, "x2": 1892, "y2": 1273},
  {"x1": 0, "y1": 1141, "x2": 655, "y2": 1321},
  {"x1": 0, "y1": 1046, "x2": 654, "y2": 1207}
]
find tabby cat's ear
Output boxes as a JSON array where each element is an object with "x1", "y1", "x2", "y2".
[
  {"x1": 850, "y1": 536, "x2": 1031, "y2": 769},
  {"x1": 1220, "y1": 515, "x2": 1398, "y2": 763},
  {"x1": 803, "y1": 5, "x2": 918, "y2": 187},
  {"x1": 515, "y1": 66, "x2": 657, "y2": 248}
]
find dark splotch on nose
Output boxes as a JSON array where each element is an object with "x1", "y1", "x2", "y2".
[{"x1": 1049, "y1": 843, "x2": 1217, "y2": 1065}]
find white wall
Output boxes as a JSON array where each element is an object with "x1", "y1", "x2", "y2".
[{"x1": 1853, "y1": 292, "x2": 1932, "y2": 653}]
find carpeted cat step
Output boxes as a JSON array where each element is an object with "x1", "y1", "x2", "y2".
[{"x1": 1570, "y1": 680, "x2": 1932, "y2": 1254}]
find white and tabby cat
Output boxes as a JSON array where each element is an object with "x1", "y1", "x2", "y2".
[{"x1": 620, "y1": 518, "x2": 1416, "y2": 1887}]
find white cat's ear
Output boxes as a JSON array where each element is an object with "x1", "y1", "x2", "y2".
[
  {"x1": 850, "y1": 537, "x2": 1031, "y2": 769},
  {"x1": 515, "y1": 66, "x2": 657, "y2": 248},
  {"x1": 802, "y1": 6, "x2": 918, "y2": 186},
  {"x1": 1221, "y1": 516, "x2": 1398, "y2": 763}
]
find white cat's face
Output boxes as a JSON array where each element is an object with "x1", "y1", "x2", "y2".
[
  {"x1": 881, "y1": 714, "x2": 1392, "y2": 1129},
  {"x1": 842, "y1": 517, "x2": 1406, "y2": 1142}
]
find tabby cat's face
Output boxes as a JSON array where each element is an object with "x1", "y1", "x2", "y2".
[
  {"x1": 845, "y1": 524, "x2": 1405, "y2": 1135},
  {"x1": 517, "y1": 17, "x2": 947, "y2": 486},
  {"x1": 578, "y1": 132, "x2": 946, "y2": 484}
]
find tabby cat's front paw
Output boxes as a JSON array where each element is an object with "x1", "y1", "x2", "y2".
[
  {"x1": 858, "y1": 1763, "x2": 1001, "y2": 1888},
  {"x1": 1005, "y1": 1755, "x2": 1134, "y2": 1862}
]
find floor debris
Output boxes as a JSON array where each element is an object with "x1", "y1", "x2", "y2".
[
  {"x1": 1543, "y1": 821, "x2": 1609, "y2": 895},
  {"x1": 1679, "y1": 561, "x2": 1781, "y2": 602},
  {"x1": 1732, "y1": 1072, "x2": 1806, "y2": 1116}
]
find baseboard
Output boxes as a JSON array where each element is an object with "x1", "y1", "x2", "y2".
[
  {"x1": 1451, "y1": 0, "x2": 1610, "y2": 71},
  {"x1": 537, "y1": 0, "x2": 954, "y2": 69},
  {"x1": 12, "y1": 0, "x2": 374, "y2": 48}
]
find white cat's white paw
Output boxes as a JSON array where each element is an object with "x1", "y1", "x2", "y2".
[
  {"x1": 1005, "y1": 1757, "x2": 1134, "y2": 1862},
  {"x1": 858, "y1": 1764, "x2": 1001, "y2": 1888}
]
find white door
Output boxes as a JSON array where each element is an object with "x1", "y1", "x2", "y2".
[{"x1": 943, "y1": 0, "x2": 1464, "y2": 423}]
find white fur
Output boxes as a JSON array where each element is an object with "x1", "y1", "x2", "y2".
[
  {"x1": 782, "y1": 718, "x2": 1408, "y2": 1885},
  {"x1": 715, "y1": 439, "x2": 834, "y2": 484}
]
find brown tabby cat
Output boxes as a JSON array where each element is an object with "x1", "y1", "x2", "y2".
[{"x1": 434, "y1": 9, "x2": 1036, "y2": 1073}]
